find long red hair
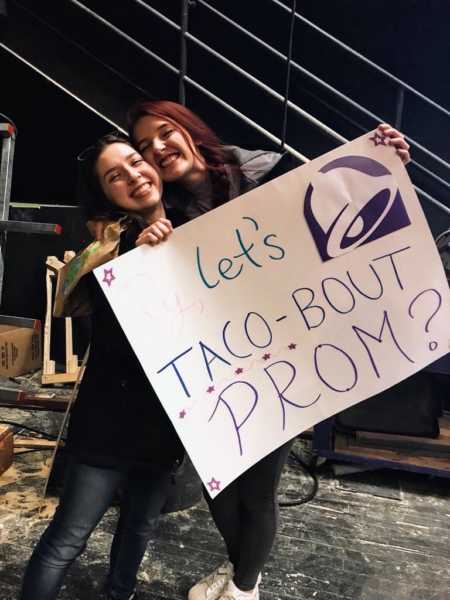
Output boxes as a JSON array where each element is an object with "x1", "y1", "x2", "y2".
[{"x1": 127, "y1": 100, "x2": 239, "y2": 207}]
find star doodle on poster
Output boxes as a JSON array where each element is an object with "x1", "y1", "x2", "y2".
[
  {"x1": 179, "y1": 409, "x2": 187, "y2": 419},
  {"x1": 369, "y1": 132, "x2": 388, "y2": 147},
  {"x1": 207, "y1": 477, "x2": 221, "y2": 492},
  {"x1": 262, "y1": 353, "x2": 271, "y2": 361},
  {"x1": 288, "y1": 343, "x2": 297, "y2": 350},
  {"x1": 207, "y1": 385, "x2": 215, "y2": 394},
  {"x1": 235, "y1": 367, "x2": 243, "y2": 375},
  {"x1": 102, "y1": 268, "x2": 116, "y2": 287}
]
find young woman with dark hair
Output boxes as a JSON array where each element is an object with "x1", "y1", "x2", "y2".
[
  {"x1": 125, "y1": 100, "x2": 411, "y2": 600},
  {"x1": 20, "y1": 134, "x2": 183, "y2": 600}
]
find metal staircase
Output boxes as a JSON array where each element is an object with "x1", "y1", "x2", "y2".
[{"x1": 1, "y1": 0, "x2": 449, "y2": 226}]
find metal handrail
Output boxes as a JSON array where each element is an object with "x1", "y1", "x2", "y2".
[
  {"x1": 186, "y1": 77, "x2": 309, "y2": 163},
  {"x1": 64, "y1": 1, "x2": 449, "y2": 213},
  {"x1": 0, "y1": 42, "x2": 125, "y2": 133},
  {"x1": 190, "y1": 33, "x2": 347, "y2": 143},
  {"x1": 271, "y1": 0, "x2": 450, "y2": 119},
  {"x1": 66, "y1": 1, "x2": 310, "y2": 162},
  {"x1": 4, "y1": 19, "x2": 448, "y2": 214},
  {"x1": 72, "y1": 4, "x2": 450, "y2": 213},
  {"x1": 128, "y1": 1, "x2": 347, "y2": 143},
  {"x1": 410, "y1": 161, "x2": 450, "y2": 191},
  {"x1": 69, "y1": 0, "x2": 178, "y2": 76},
  {"x1": 196, "y1": 0, "x2": 450, "y2": 174},
  {"x1": 12, "y1": 0, "x2": 445, "y2": 214},
  {"x1": 415, "y1": 185, "x2": 450, "y2": 215},
  {"x1": 13, "y1": 0, "x2": 151, "y2": 98},
  {"x1": 280, "y1": 0, "x2": 296, "y2": 150},
  {"x1": 179, "y1": 0, "x2": 189, "y2": 104}
]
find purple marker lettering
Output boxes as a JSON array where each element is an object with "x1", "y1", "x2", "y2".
[
  {"x1": 314, "y1": 343, "x2": 358, "y2": 393},
  {"x1": 156, "y1": 347, "x2": 194, "y2": 398},
  {"x1": 372, "y1": 246, "x2": 411, "y2": 291},
  {"x1": 199, "y1": 341, "x2": 232, "y2": 381},
  {"x1": 408, "y1": 288, "x2": 442, "y2": 332},
  {"x1": 321, "y1": 277, "x2": 356, "y2": 314},
  {"x1": 222, "y1": 320, "x2": 252, "y2": 359},
  {"x1": 352, "y1": 310, "x2": 414, "y2": 378},
  {"x1": 209, "y1": 381, "x2": 258, "y2": 456},
  {"x1": 264, "y1": 360, "x2": 321, "y2": 430},
  {"x1": 292, "y1": 287, "x2": 326, "y2": 330},
  {"x1": 347, "y1": 264, "x2": 384, "y2": 300},
  {"x1": 244, "y1": 312, "x2": 273, "y2": 349}
]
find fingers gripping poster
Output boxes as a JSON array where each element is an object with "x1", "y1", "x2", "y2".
[{"x1": 95, "y1": 132, "x2": 450, "y2": 497}]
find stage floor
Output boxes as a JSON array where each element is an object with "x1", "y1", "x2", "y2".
[{"x1": 0, "y1": 407, "x2": 449, "y2": 600}]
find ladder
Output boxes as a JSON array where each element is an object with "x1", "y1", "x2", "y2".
[{"x1": 0, "y1": 122, "x2": 61, "y2": 305}]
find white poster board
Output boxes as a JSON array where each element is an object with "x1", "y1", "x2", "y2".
[{"x1": 95, "y1": 132, "x2": 450, "y2": 496}]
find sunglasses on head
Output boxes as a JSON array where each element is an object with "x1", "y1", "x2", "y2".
[{"x1": 76, "y1": 129, "x2": 129, "y2": 162}]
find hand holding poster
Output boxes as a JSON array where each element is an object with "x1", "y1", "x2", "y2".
[{"x1": 95, "y1": 132, "x2": 450, "y2": 496}]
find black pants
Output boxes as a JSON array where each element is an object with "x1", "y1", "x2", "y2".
[
  {"x1": 204, "y1": 440, "x2": 293, "y2": 591},
  {"x1": 20, "y1": 459, "x2": 173, "y2": 600}
]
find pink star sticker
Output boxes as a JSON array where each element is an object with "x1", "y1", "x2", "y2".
[
  {"x1": 207, "y1": 385, "x2": 215, "y2": 393},
  {"x1": 369, "y1": 132, "x2": 388, "y2": 147},
  {"x1": 207, "y1": 477, "x2": 221, "y2": 492},
  {"x1": 179, "y1": 409, "x2": 186, "y2": 419},
  {"x1": 288, "y1": 343, "x2": 297, "y2": 350},
  {"x1": 262, "y1": 353, "x2": 271, "y2": 361},
  {"x1": 235, "y1": 367, "x2": 243, "y2": 375},
  {"x1": 102, "y1": 268, "x2": 116, "y2": 287}
]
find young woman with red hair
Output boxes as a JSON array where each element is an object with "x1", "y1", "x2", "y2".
[{"x1": 123, "y1": 100, "x2": 411, "y2": 600}]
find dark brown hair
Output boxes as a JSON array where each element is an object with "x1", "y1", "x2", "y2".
[{"x1": 77, "y1": 132, "x2": 133, "y2": 221}]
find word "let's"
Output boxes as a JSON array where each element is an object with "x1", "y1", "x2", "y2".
[{"x1": 196, "y1": 216, "x2": 286, "y2": 289}]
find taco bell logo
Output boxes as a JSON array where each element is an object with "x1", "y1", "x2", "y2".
[{"x1": 304, "y1": 155, "x2": 411, "y2": 261}]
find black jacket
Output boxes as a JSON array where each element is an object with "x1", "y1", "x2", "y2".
[
  {"x1": 66, "y1": 227, "x2": 184, "y2": 470},
  {"x1": 165, "y1": 146, "x2": 303, "y2": 226}
]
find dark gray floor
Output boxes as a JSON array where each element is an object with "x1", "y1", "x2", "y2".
[{"x1": 1, "y1": 408, "x2": 449, "y2": 600}]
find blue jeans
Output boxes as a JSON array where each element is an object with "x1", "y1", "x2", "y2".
[{"x1": 20, "y1": 459, "x2": 173, "y2": 600}]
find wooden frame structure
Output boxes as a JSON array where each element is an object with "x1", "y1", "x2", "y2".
[{"x1": 42, "y1": 252, "x2": 83, "y2": 385}]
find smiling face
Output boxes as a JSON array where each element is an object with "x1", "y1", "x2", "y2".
[
  {"x1": 133, "y1": 115, "x2": 207, "y2": 187},
  {"x1": 95, "y1": 142, "x2": 164, "y2": 222}
]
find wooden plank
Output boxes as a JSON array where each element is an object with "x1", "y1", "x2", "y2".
[
  {"x1": 354, "y1": 430, "x2": 450, "y2": 455},
  {"x1": 440, "y1": 414, "x2": 450, "y2": 431},
  {"x1": 42, "y1": 346, "x2": 89, "y2": 497},
  {"x1": 64, "y1": 317, "x2": 78, "y2": 374},
  {"x1": 41, "y1": 370, "x2": 83, "y2": 385},
  {"x1": 43, "y1": 251, "x2": 80, "y2": 385},
  {"x1": 42, "y1": 268, "x2": 55, "y2": 378},
  {"x1": 0, "y1": 428, "x2": 13, "y2": 475},
  {"x1": 0, "y1": 425, "x2": 13, "y2": 443},
  {"x1": 335, "y1": 432, "x2": 450, "y2": 472},
  {"x1": 14, "y1": 437, "x2": 60, "y2": 449},
  {"x1": 0, "y1": 387, "x2": 69, "y2": 412},
  {"x1": 440, "y1": 425, "x2": 450, "y2": 440},
  {"x1": 45, "y1": 255, "x2": 65, "y2": 273},
  {"x1": 0, "y1": 315, "x2": 40, "y2": 330},
  {"x1": 63, "y1": 250, "x2": 76, "y2": 263},
  {"x1": 0, "y1": 221, "x2": 62, "y2": 235}
]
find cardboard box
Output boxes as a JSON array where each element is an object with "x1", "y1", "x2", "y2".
[
  {"x1": 0, "y1": 320, "x2": 41, "y2": 377},
  {"x1": 0, "y1": 425, "x2": 14, "y2": 476}
]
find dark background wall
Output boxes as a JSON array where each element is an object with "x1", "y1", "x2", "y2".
[
  {"x1": 0, "y1": 0, "x2": 449, "y2": 337},
  {"x1": 295, "y1": 0, "x2": 449, "y2": 106},
  {"x1": 1, "y1": 1, "x2": 449, "y2": 208}
]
